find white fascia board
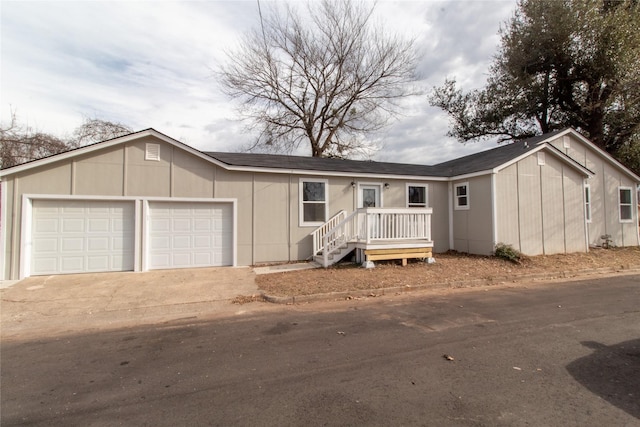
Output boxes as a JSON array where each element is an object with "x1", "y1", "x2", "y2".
[
  {"x1": 446, "y1": 169, "x2": 493, "y2": 181},
  {"x1": 0, "y1": 129, "x2": 229, "y2": 178},
  {"x1": 545, "y1": 128, "x2": 640, "y2": 182},
  {"x1": 493, "y1": 143, "x2": 592, "y2": 177}
]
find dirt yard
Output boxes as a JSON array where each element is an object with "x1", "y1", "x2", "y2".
[{"x1": 256, "y1": 247, "x2": 640, "y2": 297}]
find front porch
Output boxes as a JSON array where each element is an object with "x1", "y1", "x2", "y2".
[{"x1": 311, "y1": 208, "x2": 434, "y2": 267}]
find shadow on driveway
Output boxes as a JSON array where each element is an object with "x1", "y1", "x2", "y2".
[{"x1": 567, "y1": 339, "x2": 640, "y2": 419}]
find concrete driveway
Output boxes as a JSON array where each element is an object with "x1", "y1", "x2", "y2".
[{"x1": 1, "y1": 267, "x2": 260, "y2": 339}]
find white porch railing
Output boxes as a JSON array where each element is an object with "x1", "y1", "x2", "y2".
[
  {"x1": 312, "y1": 208, "x2": 433, "y2": 267},
  {"x1": 311, "y1": 210, "x2": 347, "y2": 256},
  {"x1": 358, "y1": 208, "x2": 432, "y2": 243}
]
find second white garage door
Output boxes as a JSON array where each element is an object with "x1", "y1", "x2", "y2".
[{"x1": 147, "y1": 201, "x2": 233, "y2": 269}]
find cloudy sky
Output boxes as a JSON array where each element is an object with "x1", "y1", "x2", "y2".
[{"x1": 1, "y1": 0, "x2": 517, "y2": 165}]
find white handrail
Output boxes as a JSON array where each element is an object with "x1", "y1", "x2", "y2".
[
  {"x1": 316, "y1": 208, "x2": 433, "y2": 267},
  {"x1": 311, "y1": 210, "x2": 347, "y2": 255}
]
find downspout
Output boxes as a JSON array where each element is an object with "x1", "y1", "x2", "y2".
[
  {"x1": 583, "y1": 178, "x2": 590, "y2": 252},
  {"x1": 491, "y1": 172, "x2": 498, "y2": 251},
  {"x1": 288, "y1": 175, "x2": 291, "y2": 262},
  {"x1": 71, "y1": 160, "x2": 76, "y2": 195},
  {"x1": 448, "y1": 181, "x2": 454, "y2": 250},
  {"x1": 0, "y1": 179, "x2": 7, "y2": 280},
  {"x1": 539, "y1": 164, "x2": 546, "y2": 254},
  {"x1": 251, "y1": 173, "x2": 256, "y2": 266}
]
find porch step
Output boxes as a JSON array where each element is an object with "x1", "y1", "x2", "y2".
[{"x1": 314, "y1": 244, "x2": 355, "y2": 267}]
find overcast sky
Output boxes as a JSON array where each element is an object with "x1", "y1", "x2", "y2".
[{"x1": 1, "y1": 0, "x2": 517, "y2": 165}]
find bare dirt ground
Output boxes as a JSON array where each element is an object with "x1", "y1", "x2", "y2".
[{"x1": 256, "y1": 247, "x2": 640, "y2": 297}]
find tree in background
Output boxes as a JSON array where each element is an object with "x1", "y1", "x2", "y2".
[
  {"x1": 219, "y1": 0, "x2": 417, "y2": 158},
  {"x1": 430, "y1": 0, "x2": 640, "y2": 174},
  {"x1": 1, "y1": 111, "x2": 132, "y2": 169}
]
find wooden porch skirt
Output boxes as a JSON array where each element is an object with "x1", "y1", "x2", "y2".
[{"x1": 364, "y1": 247, "x2": 433, "y2": 266}]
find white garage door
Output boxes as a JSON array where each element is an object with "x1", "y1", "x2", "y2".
[
  {"x1": 147, "y1": 201, "x2": 233, "y2": 269},
  {"x1": 31, "y1": 200, "x2": 135, "y2": 275}
]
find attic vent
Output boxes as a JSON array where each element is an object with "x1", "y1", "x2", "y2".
[
  {"x1": 145, "y1": 143, "x2": 160, "y2": 161},
  {"x1": 563, "y1": 138, "x2": 570, "y2": 149},
  {"x1": 537, "y1": 152, "x2": 546, "y2": 166}
]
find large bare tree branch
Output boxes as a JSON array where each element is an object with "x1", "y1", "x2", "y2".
[{"x1": 219, "y1": 0, "x2": 417, "y2": 158}]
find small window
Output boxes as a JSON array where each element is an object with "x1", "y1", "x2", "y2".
[
  {"x1": 145, "y1": 143, "x2": 160, "y2": 161},
  {"x1": 454, "y1": 182, "x2": 469, "y2": 210},
  {"x1": 584, "y1": 184, "x2": 591, "y2": 223},
  {"x1": 407, "y1": 184, "x2": 427, "y2": 208},
  {"x1": 300, "y1": 179, "x2": 328, "y2": 226},
  {"x1": 619, "y1": 187, "x2": 633, "y2": 222}
]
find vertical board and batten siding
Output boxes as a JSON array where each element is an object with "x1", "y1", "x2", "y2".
[
  {"x1": 428, "y1": 183, "x2": 450, "y2": 253},
  {"x1": 253, "y1": 174, "x2": 290, "y2": 263},
  {"x1": 540, "y1": 155, "x2": 566, "y2": 254},
  {"x1": 549, "y1": 134, "x2": 639, "y2": 248},
  {"x1": 495, "y1": 151, "x2": 587, "y2": 255},
  {"x1": 452, "y1": 176, "x2": 494, "y2": 255}
]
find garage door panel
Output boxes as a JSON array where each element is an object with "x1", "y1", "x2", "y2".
[
  {"x1": 31, "y1": 200, "x2": 135, "y2": 275},
  {"x1": 62, "y1": 237, "x2": 84, "y2": 252},
  {"x1": 62, "y1": 218, "x2": 84, "y2": 232},
  {"x1": 148, "y1": 202, "x2": 233, "y2": 270}
]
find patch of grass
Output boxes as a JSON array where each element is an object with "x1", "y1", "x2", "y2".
[{"x1": 494, "y1": 243, "x2": 526, "y2": 264}]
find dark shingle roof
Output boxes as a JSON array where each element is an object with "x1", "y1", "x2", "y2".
[
  {"x1": 430, "y1": 130, "x2": 570, "y2": 176},
  {"x1": 204, "y1": 131, "x2": 570, "y2": 178},
  {"x1": 204, "y1": 151, "x2": 443, "y2": 177}
]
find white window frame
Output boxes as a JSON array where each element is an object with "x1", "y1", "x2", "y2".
[
  {"x1": 454, "y1": 182, "x2": 470, "y2": 210},
  {"x1": 406, "y1": 183, "x2": 428, "y2": 208},
  {"x1": 299, "y1": 178, "x2": 328, "y2": 227},
  {"x1": 618, "y1": 186, "x2": 633, "y2": 223},
  {"x1": 584, "y1": 184, "x2": 592, "y2": 223}
]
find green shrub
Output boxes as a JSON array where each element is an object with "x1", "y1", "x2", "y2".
[{"x1": 494, "y1": 243, "x2": 524, "y2": 264}]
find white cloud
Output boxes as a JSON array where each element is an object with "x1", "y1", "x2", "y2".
[{"x1": 1, "y1": 0, "x2": 517, "y2": 165}]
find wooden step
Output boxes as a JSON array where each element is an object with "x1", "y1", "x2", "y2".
[{"x1": 364, "y1": 247, "x2": 433, "y2": 266}]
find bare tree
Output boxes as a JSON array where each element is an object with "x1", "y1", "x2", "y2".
[
  {"x1": 219, "y1": 0, "x2": 417, "y2": 158},
  {"x1": 1, "y1": 111, "x2": 133, "y2": 169},
  {"x1": 72, "y1": 117, "x2": 133, "y2": 146},
  {"x1": 1, "y1": 111, "x2": 69, "y2": 169}
]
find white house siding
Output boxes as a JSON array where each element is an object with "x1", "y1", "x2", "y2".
[
  {"x1": 452, "y1": 176, "x2": 494, "y2": 255},
  {"x1": 540, "y1": 155, "x2": 566, "y2": 254},
  {"x1": 517, "y1": 155, "x2": 544, "y2": 255},
  {"x1": 429, "y1": 182, "x2": 450, "y2": 253},
  {"x1": 496, "y1": 153, "x2": 587, "y2": 255},
  {"x1": 549, "y1": 134, "x2": 639, "y2": 248}
]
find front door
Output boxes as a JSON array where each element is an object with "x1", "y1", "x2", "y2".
[{"x1": 359, "y1": 184, "x2": 381, "y2": 208}]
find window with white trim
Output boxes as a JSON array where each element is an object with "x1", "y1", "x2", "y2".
[
  {"x1": 584, "y1": 184, "x2": 591, "y2": 222},
  {"x1": 300, "y1": 179, "x2": 328, "y2": 226},
  {"x1": 619, "y1": 187, "x2": 633, "y2": 222},
  {"x1": 454, "y1": 182, "x2": 469, "y2": 210},
  {"x1": 407, "y1": 184, "x2": 428, "y2": 208}
]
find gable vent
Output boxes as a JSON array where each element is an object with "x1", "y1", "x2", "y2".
[
  {"x1": 537, "y1": 152, "x2": 546, "y2": 166},
  {"x1": 145, "y1": 143, "x2": 160, "y2": 161}
]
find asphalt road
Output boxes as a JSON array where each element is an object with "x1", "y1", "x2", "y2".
[{"x1": 2, "y1": 275, "x2": 639, "y2": 426}]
